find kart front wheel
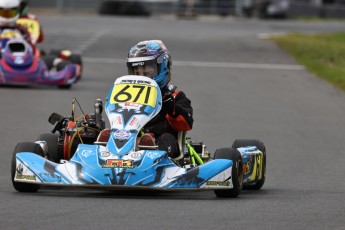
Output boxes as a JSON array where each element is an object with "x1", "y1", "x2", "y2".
[
  {"x1": 232, "y1": 139, "x2": 266, "y2": 190},
  {"x1": 213, "y1": 148, "x2": 243, "y2": 198},
  {"x1": 11, "y1": 142, "x2": 44, "y2": 192}
]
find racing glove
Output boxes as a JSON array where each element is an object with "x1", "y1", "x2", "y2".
[{"x1": 162, "y1": 94, "x2": 176, "y2": 117}]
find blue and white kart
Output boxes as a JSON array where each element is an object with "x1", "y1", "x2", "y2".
[{"x1": 11, "y1": 75, "x2": 266, "y2": 198}]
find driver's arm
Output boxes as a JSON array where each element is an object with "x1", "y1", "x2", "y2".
[{"x1": 165, "y1": 91, "x2": 193, "y2": 131}]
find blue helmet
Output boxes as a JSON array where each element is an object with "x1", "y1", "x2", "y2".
[{"x1": 127, "y1": 40, "x2": 172, "y2": 90}]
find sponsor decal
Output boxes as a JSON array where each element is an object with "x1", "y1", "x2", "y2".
[
  {"x1": 15, "y1": 57, "x2": 24, "y2": 65},
  {"x1": 124, "y1": 102, "x2": 141, "y2": 108},
  {"x1": 121, "y1": 79, "x2": 151, "y2": 85},
  {"x1": 130, "y1": 152, "x2": 142, "y2": 159},
  {"x1": 206, "y1": 181, "x2": 231, "y2": 186},
  {"x1": 102, "y1": 159, "x2": 135, "y2": 168},
  {"x1": 132, "y1": 62, "x2": 145, "y2": 66},
  {"x1": 146, "y1": 152, "x2": 159, "y2": 159},
  {"x1": 114, "y1": 129, "x2": 131, "y2": 140},
  {"x1": 15, "y1": 163, "x2": 36, "y2": 181},
  {"x1": 81, "y1": 150, "x2": 93, "y2": 158},
  {"x1": 115, "y1": 116, "x2": 122, "y2": 125},
  {"x1": 136, "y1": 80, "x2": 151, "y2": 85},
  {"x1": 100, "y1": 151, "x2": 110, "y2": 157},
  {"x1": 129, "y1": 117, "x2": 138, "y2": 127},
  {"x1": 109, "y1": 115, "x2": 122, "y2": 127},
  {"x1": 118, "y1": 103, "x2": 143, "y2": 111},
  {"x1": 16, "y1": 175, "x2": 36, "y2": 180}
]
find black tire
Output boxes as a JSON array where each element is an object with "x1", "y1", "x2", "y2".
[
  {"x1": 232, "y1": 139, "x2": 266, "y2": 190},
  {"x1": 49, "y1": 49, "x2": 62, "y2": 57},
  {"x1": 41, "y1": 54, "x2": 56, "y2": 70},
  {"x1": 213, "y1": 148, "x2": 243, "y2": 198},
  {"x1": 37, "y1": 133, "x2": 60, "y2": 163},
  {"x1": 68, "y1": 54, "x2": 82, "y2": 66},
  {"x1": 11, "y1": 142, "x2": 44, "y2": 192}
]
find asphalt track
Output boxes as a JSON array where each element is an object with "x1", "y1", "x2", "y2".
[{"x1": 1, "y1": 15, "x2": 345, "y2": 230}]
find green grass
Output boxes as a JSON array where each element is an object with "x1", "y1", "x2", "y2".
[
  {"x1": 270, "y1": 32, "x2": 345, "y2": 91},
  {"x1": 294, "y1": 16, "x2": 345, "y2": 22}
]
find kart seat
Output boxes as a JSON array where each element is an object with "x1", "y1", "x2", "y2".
[{"x1": 95, "y1": 129, "x2": 110, "y2": 144}]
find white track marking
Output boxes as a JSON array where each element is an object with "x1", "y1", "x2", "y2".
[
  {"x1": 257, "y1": 32, "x2": 289, "y2": 39},
  {"x1": 75, "y1": 31, "x2": 108, "y2": 53},
  {"x1": 83, "y1": 57, "x2": 304, "y2": 70}
]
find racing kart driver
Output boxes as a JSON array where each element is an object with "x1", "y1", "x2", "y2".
[
  {"x1": 19, "y1": 0, "x2": 44, "y2": 44},
  {"x1": 127, "y1": 40, "x2": 194, "y2": 159},
  {"x1": 0, "y1": 0, "x2": 33, "y2": 46}
]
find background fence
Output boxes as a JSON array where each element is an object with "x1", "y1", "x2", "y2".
[{"x1": 29, "y1": 0, "x2": 345, "y2": 18}]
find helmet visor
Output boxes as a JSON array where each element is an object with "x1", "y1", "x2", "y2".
[
  {"x1": 127, "y1": 59, "x2": 158, "y2": 79},
  {"x1": 0, "y1": 7, "x2": 19, "y2": 19}
]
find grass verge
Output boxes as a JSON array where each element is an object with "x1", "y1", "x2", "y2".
[{"x1": 270, "y1": 32, "x2": 345, "y2": 91}]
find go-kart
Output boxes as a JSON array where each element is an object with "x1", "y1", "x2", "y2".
[
  {"x1": 11, "y1": 75, "x2": 266, "y2": 197},
  {"x1": 0, "y1": 18, "x2": 82, "y2": 88}
]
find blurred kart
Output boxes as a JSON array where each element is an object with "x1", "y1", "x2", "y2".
[
  {"x1": 0, "y1": 18, "x2": 82, "y2": 89},
  {"x1": 242, "y1": 0, "x2": 289, "y2": 18},
  {"x1": 11, "y1": 75, "x2": 266, "y2": 197}
]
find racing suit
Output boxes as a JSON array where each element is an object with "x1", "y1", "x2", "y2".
[
  {"x1": 19, "y1": 13, "x2": 44, "y2": 44},
  {"x1": 143, "y1": 84, "x2": 194, "y2": 158}
]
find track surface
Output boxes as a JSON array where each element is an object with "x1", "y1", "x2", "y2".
[{"x1": 1, "y1": 15, "x2": 345, "y2": 229}]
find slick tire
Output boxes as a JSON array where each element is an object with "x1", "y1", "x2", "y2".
[
  {"x1": 37, "y1": 133, "x2": 60, "y2": 163},
  {"x1": 68, "y1": 54, "x2": 82, "y2": 66},
  {"x1": 213, "y1": 148, "x2": 243, "y2": 198},
  {"x1": 11, "y1": 142, "x2": 44, "y2": 192},
  {"x1": 232, "y1": 139, "x2": 266, "y2": 190}
]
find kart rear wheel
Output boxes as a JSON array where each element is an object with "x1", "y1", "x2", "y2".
[
  {"x1": 11, "y1": 142, "x2": 44, "y2": 192},
  {"x1": 213, "y1": 148, "x2": 243, "y2": 198},
  {"x1": 68, "y1": 54, "x2": 82, "y2": 66},
  {"x1": 37, "y1": 133, "x2": 61, "y2": 163},
  {"x1": 232, "y1": 139, "x2": 266, "y2": 190}
]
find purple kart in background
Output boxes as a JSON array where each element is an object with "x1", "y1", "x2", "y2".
[{"x1": 0, "y1": 37, "x2": 82, "y2": 89}]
